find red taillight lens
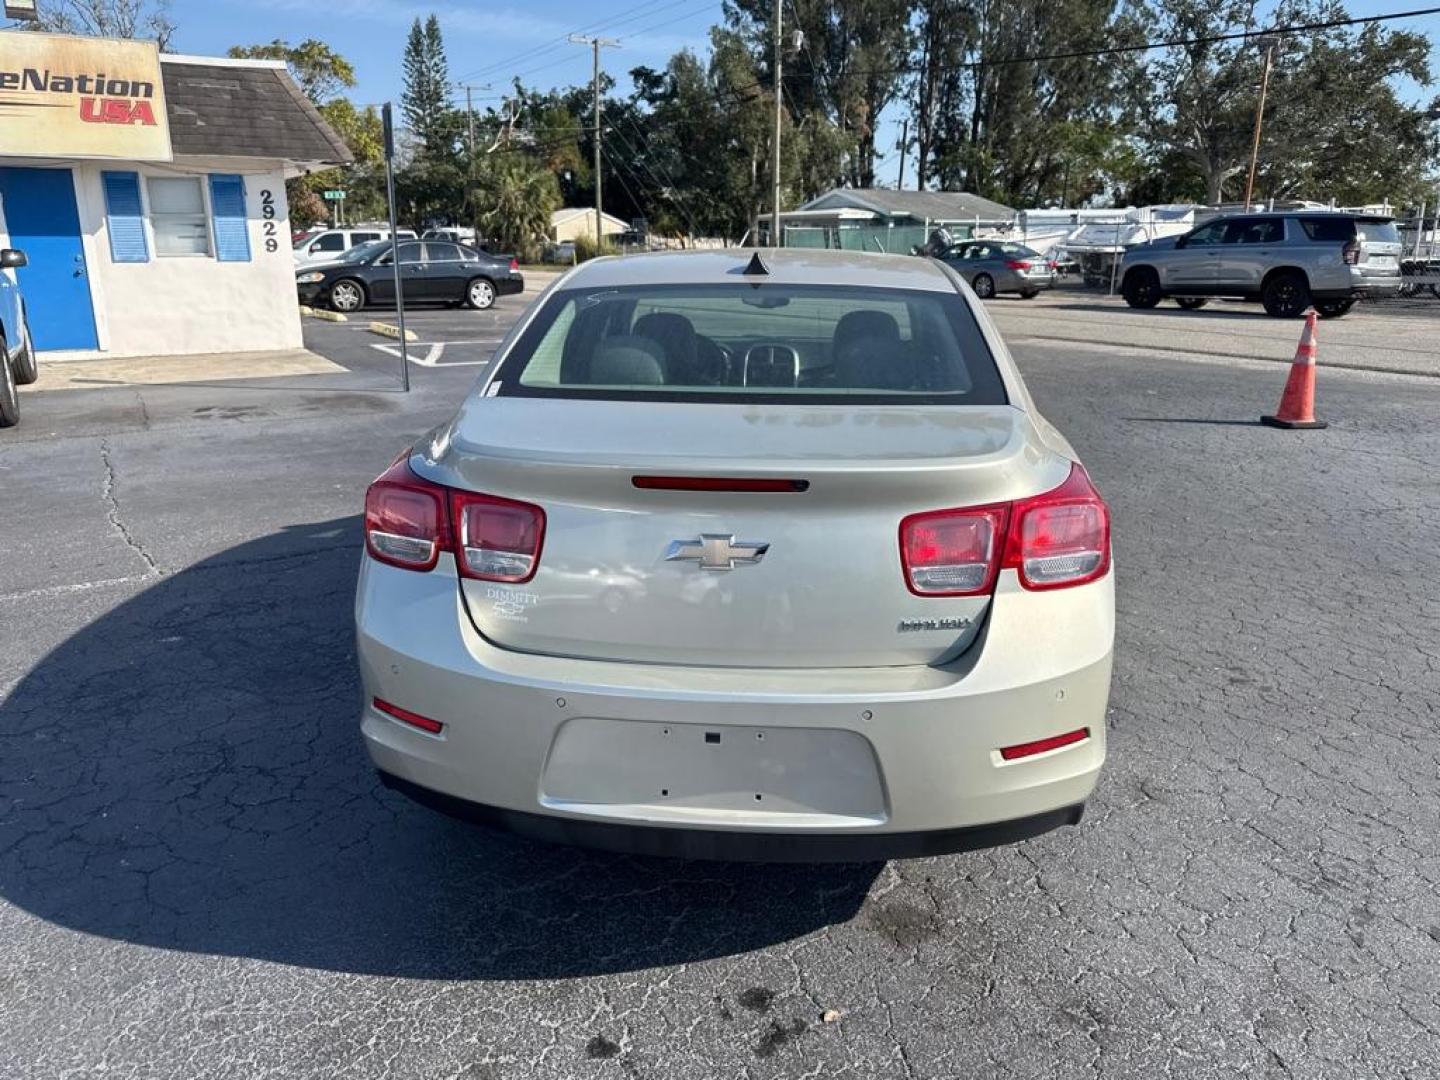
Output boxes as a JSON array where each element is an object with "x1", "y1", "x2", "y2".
[
  {"x1": 452, "y1": 492, "x2": 545, "y2": 583},
  {"x1": 899, "y1": 463, "x2": 1110, "y2": 596},
  {"x1": 365, "y1": 455, "x2": 546, "y2": 581},
  {"x1": 633, "y1": 475, "x2": 810, "y2": 492},
  {"x1": 373, "y1": 697, "x2": 444, "y2": 734},
  {"x1": 900, "y1": 506, "x2": 1007, "y2": 596},
  {"x1": 364, "y1": 458, "x2": 448, "y2": 570},
  {"x1": 509, "y1": 257, "x2": 519, "y2": 272},
  {"x1": 1003, "y1": 463, "x2": 1110, "y2": 590},
  {"x1": 1342, "y1": 240, "x2": 1360, "y2": 265},
  {"x1": 1005, "y1": 259, "x2": 1032, "y2": 270},
  {"x1": 1000, "y1": 727, "x2": 1089, "y2": 761},
  {"x1": 1047, "y1": 259, "x2": 1058, "y2": 270}
]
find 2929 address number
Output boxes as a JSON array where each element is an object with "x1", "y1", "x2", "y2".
[{"x1": 260, "y1": 189, "x2": 279, "y2": 252}]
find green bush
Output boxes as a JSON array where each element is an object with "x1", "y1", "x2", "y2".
[{"x1": 573, "y1": 234, "x2": 620, "y2": 263}]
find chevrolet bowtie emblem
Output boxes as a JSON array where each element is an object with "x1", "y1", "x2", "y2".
[{"x1": 664, "y1": 534, "x2": 769, "y2": 571}]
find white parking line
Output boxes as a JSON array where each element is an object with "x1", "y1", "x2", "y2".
[{"x1": 368, "y1": 343, "x2": 497, "y2": 367}]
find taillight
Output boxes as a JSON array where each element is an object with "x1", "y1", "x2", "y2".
[
  {"x1": 364, "y1": 456, "x2": 545, "y2": 581},
  {"x1": 1002, "y1": 463, "x2": 1110, "y2": 590},
  {"x1": 364, "y1": 458, "x2": 448, "y2": 570},
  {"x1": 373, "y1": 697, "x2": 444, "y2": 734},
  {"x1": 509, "y1": 257, "x2": 519, "y2": 272},
  {"x1": 451, "y1": 491, "x2": 545, "y2": 582},
  {"x1": 1000, "y1": 727, "x2": 1089, "y2": 761},
  {"x1": 1342, "y1": 240, "x2": 1360, "y2": 265},
  {"x1": 900, "y1": 506, "x2": 1008, "y2": 596},
  {"x1": 899, "y1": 463, "x2": 1110, "y2": 595},
  {"x1": 1005, "y1": 259, "x2": 1032, "y2": 270},
  {"x1": 1047, "y1": 259, "x2": 1058, "y2": 270}
]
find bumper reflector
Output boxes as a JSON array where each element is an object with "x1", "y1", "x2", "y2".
[
  {"x1": 1000, "y1": 727, "x2": 1089, "y2": 761},
  {"x1": 374, "y1": 697, "x2": 444, "y2": 734}
]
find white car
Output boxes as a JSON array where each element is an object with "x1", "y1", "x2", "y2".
[
  {"x1": 293, "y1": 227, "x2": 416, "y2": 269},
  {"x1": 357, "y1": 249, "x2": 1114, "y2": 861}
]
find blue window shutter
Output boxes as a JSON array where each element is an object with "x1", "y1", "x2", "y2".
[
  {"x1": 102, "y1": 171, "x2": 148, "y2": 263},
  {"x1": 209, "y1": 174, "x2": 251, "y2": 262}
]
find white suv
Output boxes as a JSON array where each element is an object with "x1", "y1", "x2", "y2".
[{"x1": 294, "y1": 228, "x2": 417, "y2": 269}]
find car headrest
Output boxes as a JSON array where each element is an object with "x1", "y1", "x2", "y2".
[
  {"x1": 834, "y1": 310, "x2": 900, "y2": 350},
  {"x1": 589, "y1": 337, "x2": 666, "y2": 385}
]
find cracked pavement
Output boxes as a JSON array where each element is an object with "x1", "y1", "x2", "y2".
[{"x1": 1, "y1": 323, "x2": 1438, "y2": 1078}]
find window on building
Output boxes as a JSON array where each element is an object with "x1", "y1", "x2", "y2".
[{"x1": 147, "y1": 177, "x2": 211, "y2": 256}]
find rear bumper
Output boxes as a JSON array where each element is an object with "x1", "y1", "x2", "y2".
[
  {"x1": 378, "y1": 770, "x2": 1086, "y2": 862},
  {"x1": 357, "y1": 556, "x2": 1113, "y2": 861},
  {"x1": 1314, "y1": 269, "x2": 1401, "y2": 300},
  {"x1": 496, "y1": 274, "x2": 524, "y2": 297}
]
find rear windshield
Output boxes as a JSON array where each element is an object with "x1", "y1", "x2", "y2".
[
  {"x1": 1356, "y1": 220, "x2": 1400, "y2": 245},
  {"x1": 492, "y1": 283, "x2": 1007, "y2": 405}
]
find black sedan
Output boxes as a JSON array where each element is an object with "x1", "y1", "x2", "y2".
[{"x1": 296, "y1": 240, "x2": 523, "y2": 312}]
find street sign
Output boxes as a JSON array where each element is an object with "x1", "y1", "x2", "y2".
[{"x1": 322, "y1": 190, "x2": 346, "y2": 201}]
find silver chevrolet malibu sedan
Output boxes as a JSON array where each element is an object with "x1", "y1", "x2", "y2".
[{"x1": 357, "y1": 249, "x2": 1113, "y2": 861}]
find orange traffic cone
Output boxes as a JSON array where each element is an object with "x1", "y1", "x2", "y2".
[{"x1": 1262, "y1": 309, "x2": 1328, "y2": 429}]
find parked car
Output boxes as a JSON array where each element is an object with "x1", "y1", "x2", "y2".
[
  {"x1": 938, "y1": 240, "x2": 1057, "y2": 299},
  {"x1": 296, "y1": 240, "x2": 523, "y2": 312},
  {"x1": 1119, "y1": 212, "x2": 1403, "y2": 318},
  {"x1": 356, "y1": 249, "x2": 1114, "y2": 861},
  {"x1": 422, "y1": 226, "x2": 478, "y2": 246},
  {"x1": 293, "y1": 227, "x2": 417, "y2": 270},
  {"x1": 0, "y1": 247, "x2": 36, "y2": 429},
  {"x1": 543, "y1": 240, "x2": 577, "y2": 264}
]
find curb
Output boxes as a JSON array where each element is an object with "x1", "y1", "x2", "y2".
[
  {"x1": 368, "y1": 321, "x2": 418, "y2": 342},
  {"x1": 304, "y1": 308, "x2": 347, "y2": 323}
]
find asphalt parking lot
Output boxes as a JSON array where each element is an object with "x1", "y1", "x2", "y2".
[{"x1": 2, "y1": 289, "x2": 1438, "y2": 1078}]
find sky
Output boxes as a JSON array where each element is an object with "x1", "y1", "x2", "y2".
[{"x1": 160, "y1": 0, "x2": 1440, "y2": 187}]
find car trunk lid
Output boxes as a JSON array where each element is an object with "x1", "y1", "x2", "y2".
[{"x1": 420, "y1": 398, "x2": 1068, "y2": 668}]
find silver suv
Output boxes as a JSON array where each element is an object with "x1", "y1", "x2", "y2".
[{"x1": 1119, "y1": 212, "x2": 1402, "y2": 318}]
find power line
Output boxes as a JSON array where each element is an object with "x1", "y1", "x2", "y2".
[
  {"x1": 607, "y1": 115, "x2": 705, "y2": 237},
  {"x1": 453, "y1": 0, "x2": 717, "y2": 83}
]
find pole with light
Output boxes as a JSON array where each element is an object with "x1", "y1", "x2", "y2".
[{"x1": 1243, "y1": 34, "x2": 1281, "y2": 211}]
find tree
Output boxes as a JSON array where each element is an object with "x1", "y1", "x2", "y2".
[
  {"x1": 472, "y1": 154, "x2": 561, "y2": 260},
  {"x1": 402, "y1": 15, "x2": 459, "y2": 158},
  {"x1": 1250, "y1": 2, "x2": 1437, "y2": 206},
  {"x1": 227, "y1": 39, "x2": 356, "y2": 102},
  {"x1": 22, "y1": 0, "x2": 174, "y2": 48}
]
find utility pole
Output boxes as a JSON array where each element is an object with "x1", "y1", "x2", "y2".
[
  {"x1": 570, "y1": 34, "x2": 620, "y2": 246},
  {"x1": 771, "y1": 0, "x2": 783, "y2": 247},
  {"x1": 1243, "y1": 35, "x2": 1279, "y2": 211},
  {"x1": 896, "y1": 117, "x2": 909, "y2": 189},
  {"x1": 466, "y1": 85, "x2": 476, "y2": 156}
]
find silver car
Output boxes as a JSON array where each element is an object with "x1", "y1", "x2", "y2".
[
  {"x1": 1120, "y1": 212, "x2": 1403, "y2": 318},
  {"x1": 939, "y1": 240, "x2": 1058, "y2": 299},
  {"x1": 357, "y1": 250, "x2": 1114, "y2": 861}
]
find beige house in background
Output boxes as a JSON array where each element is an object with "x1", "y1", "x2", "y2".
[{"x1": 551, "y1": 207, "x2": 629, "y2": 243}]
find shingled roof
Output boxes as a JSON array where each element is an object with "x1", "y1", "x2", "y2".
[
  {"x1": 801, "y1": 188, "x2": 1015, "y2": 223},
  {"x1": 161, "y1": 57, "x2": 352, "y2": 165}
]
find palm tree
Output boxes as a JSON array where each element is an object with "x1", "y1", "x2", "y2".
[{"x1": 473, "y1": 154, "x2": 560, "y2": 261}]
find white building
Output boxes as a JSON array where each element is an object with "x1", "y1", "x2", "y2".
[
  {"x1": 550, "y1": 207, "x2": 629, "y2": 244},
  {"x1": 0, "y1": 34, "x2": 350, "y2": 360}
]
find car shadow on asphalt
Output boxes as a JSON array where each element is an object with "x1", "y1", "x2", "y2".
[
  {"x1": 0, "y1": 517, "x2": 879, "y2": 980},
  {"x1": 1039, "y1": 300, "x2": 1266, "y2": 319}
]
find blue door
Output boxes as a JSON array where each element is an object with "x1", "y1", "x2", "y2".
[{"x1": 0, "y1": 167, "x2": 99, "y2": 351}]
